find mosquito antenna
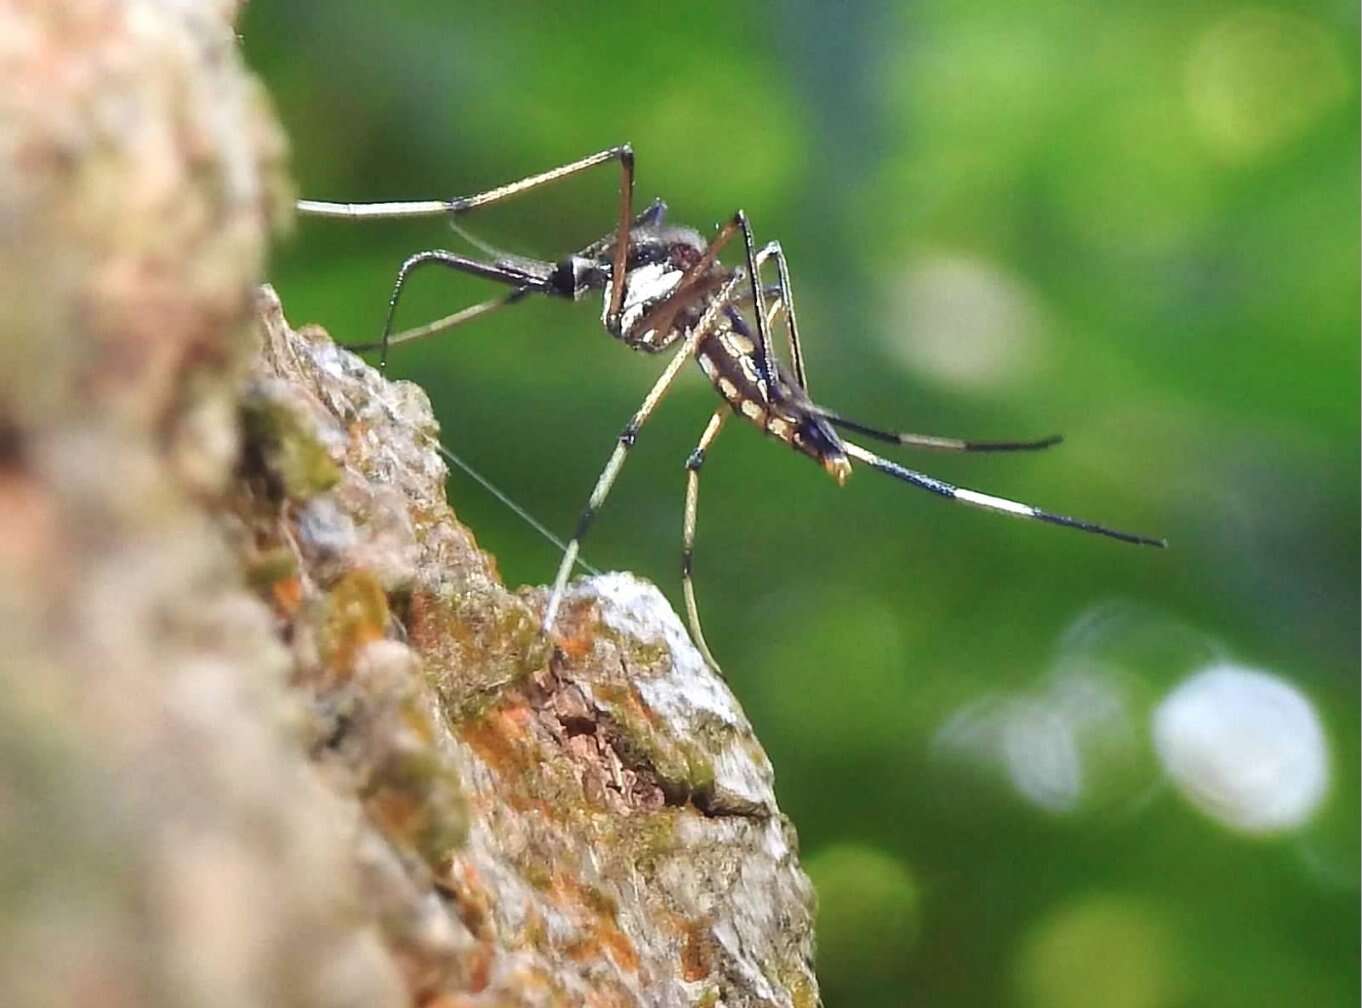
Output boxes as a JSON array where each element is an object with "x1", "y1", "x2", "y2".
[{"x1": 842, "y1": 441, "x2": 1166, "y2": 547}]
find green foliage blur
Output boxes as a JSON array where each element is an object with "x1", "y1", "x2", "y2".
[{"x1": 243, "y1": 2, "x2": 1358, "y2": 1004}]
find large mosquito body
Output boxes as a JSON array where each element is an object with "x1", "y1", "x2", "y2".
[{"x1": 297, "y1": 145, "x2": 1163, "y2": 670}]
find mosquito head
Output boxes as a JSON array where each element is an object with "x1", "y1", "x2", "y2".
[{"x1": 549, "y1": 254, "x2": 605, "y2": 300}]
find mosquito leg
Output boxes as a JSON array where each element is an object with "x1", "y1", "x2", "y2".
[
  {"x1": 345, "y1": 287, "x2": 533, "y2": 354},
  {"x1": 734, "y1": 283, "x2": 784, "y2": 309},
  {"x1": 541, "y1": 342, "x2": 703, "y2": 631},
  {"x1": 376, "y1": 250, "x2": 552, "y2": 367},
  {"x1": 682, "y1": 408, "x2": 728, "y2": 674},
  {"x1": 736, "y1": 230, "x2": 1057, "y2": 450},
  {"x1": 296, "y1": 145, "x2": 636, "y2": 221},
  {"x1": 604, "y1": 149, "x2": 635, "y2": 329},
  {"x1": 735, "y1": 213, "x2": 784, "y2": 390},
  {"x1": 542, "y1": 268, "x2": 749, "y2": 634},
  {"x1": 841, "y1": 441, "x2": 1166, "y2": 546},
  {"x1": 817, "y1": 410, "x2": 1063, "y2": 453},
  {"x1": 745, "y1": 238, "x2": 809, "y2": 393},
  {"x1": 299, "y1": 146, "x2": 639, "y2": 361}
]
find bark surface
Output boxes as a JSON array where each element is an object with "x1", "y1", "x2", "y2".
[{"x1": 0, "y1": 2, "x2": 818, "y2": 1006}]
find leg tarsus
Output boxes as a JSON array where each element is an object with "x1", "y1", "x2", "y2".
[{"x1": 682, "y1": 409, "x2": 728, "y2": 675}]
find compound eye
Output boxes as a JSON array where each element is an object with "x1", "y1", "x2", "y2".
[{"x1": 549, "y1": 257, "x2": 594, "y2": 298}]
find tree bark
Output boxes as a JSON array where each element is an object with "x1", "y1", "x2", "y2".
[{"x1": 0, "y1": 2, "x2": 819, "y2": 1006}]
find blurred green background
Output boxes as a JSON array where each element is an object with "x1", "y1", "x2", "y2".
[{"x1": 242, "y1": 2, "x2": 1358, "y2": 1004}]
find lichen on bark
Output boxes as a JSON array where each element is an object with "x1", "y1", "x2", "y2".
[
  {"x1": 0, "y1": 1, "x2": 819, "y2": 1005},
  {"x1": 245, "y1": 288, "x2": 819, "y2": 1007}
]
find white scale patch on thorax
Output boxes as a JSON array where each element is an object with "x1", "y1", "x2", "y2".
[{"x1": 604, "y1": 261, "x2": 684, "y2": 339}]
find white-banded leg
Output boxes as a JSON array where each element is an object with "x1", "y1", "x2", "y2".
[
  {"x1": 682, "y1": 408, "x2": 728, "y2": 674},
  {"x1": 542, "y1": 268, "x2": 749, "y2": 634},
  {"x1": 841, "y1": 442, "x2": 1166, "y2": 547}
]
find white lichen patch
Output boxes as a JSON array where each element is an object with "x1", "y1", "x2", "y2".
[
  {"x1": 571, "y1": 573, "x2": 776, "y2": 810},
  {"x1": 564, "y1": 573, "x2": 813, "y2": 1002}
]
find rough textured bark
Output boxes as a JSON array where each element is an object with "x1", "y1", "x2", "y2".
[{"x1": 0, "y1": 2, "x2": 819, "y2": 1006}]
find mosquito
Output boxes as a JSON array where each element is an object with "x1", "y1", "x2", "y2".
[{"x1": 296, "y1": 145, "x2": 1165, "y2": 671}]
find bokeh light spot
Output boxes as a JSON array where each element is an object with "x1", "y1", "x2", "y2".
[
  {"x1": 934, "y1": 666, "x2": 1146, "y2": 816},
  {"x1": 1152, "y1": 664, "x2": 1329, "y2": 834},
  {"x1": 806, "y1": 843, "x2": 921, "y2": 1003},
  {"x1": 881, "y1": 254, "x2": 1047, "y2": 391},
  {"x1": 1185, "y1": 9, "x2": 1347, "y2": 162},
  {"x1": 1015, "y1": 894, "x2": 1183, "y2": 1008}
]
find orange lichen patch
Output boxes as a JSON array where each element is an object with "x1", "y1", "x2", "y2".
[
  {"x1": 269, "y1": 573, "x2": 302, "y2": 617},
  {"x1": 550, "y1": 597, "x2": 600, "y2": 662},
  {"x1": 0, "y1": 470, "x2": 58, "y2": 583},
  {"x1": 405, "y1": 588, "x2": 545, "y2": 699},
  {"x1": 679, "y1": 919, "x2": 714, "y2": 982},
  {"x1": 554, "y1": 626, "x2": 597, "y2": 662},
  {"x1": 365, "y1": 787, "x2": 424, "y2": 843},
  {"x1": 551, "y1": 874, "x2": 640, "y2": 975},
  {"x1": 624, "y1": 680, "x2": 664, "y2": 731},
  {"x1": 405, "y1": 589, "x2": 476, "y2": 655},
  {"x1": 597, "y1": 919, "x2": 640, "y2": 974},
  {"x1": 436, "y1": 858, "x2": 495, "y2": 942},
  {"x1": 459, "y1": 702, "x2": 538, "y2": 782},
  {"x1": 462, "y1": 940, "x2": 494, "y2": 993},
  {"x1": 592, "y1": 680, "x2": 660, "y2": 731},
  {"x1": 318, "y1": 569, "x2": 389, "y2": 676},
  {"x1": 583, "y1": 980, "x2": 638, "y2": 1008}
]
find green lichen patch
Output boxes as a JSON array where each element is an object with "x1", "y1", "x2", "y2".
[
  {"x1": 616, "y1": 806, "x2": 683, "y2": 871},
  {"x1": 365, "y1": 747, "x2": 468, "y2": 868},
  {"x1": 242, "y1": 543, "x2": 296, "y2": 591},
  {"x1": 318, "y1": 569, "x2": 389, "y2": 676},
  {"x1": 238, "y1": 389, "x2": 340, "y2": 501},
  {"x1": 406, "y1": 586, "x2": 547, "y2": 717}
]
